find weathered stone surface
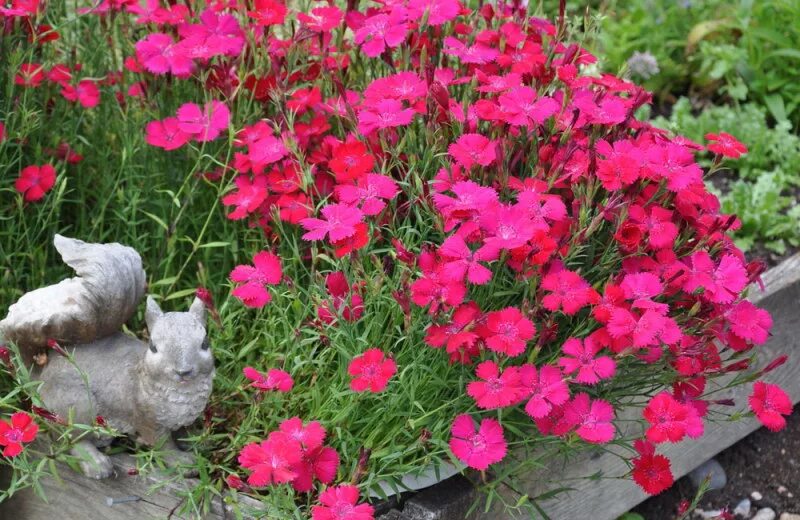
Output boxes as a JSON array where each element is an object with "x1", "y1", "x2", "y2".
[
  {"x1": 399, "y1": 475, "x2": 476, "y2": 520},
  {"x1": 688, "y1": 458, "x2": 727, "y2": 490}
]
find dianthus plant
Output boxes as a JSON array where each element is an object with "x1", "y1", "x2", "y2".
[{"x1": 1, "y1": 0, "x2": 791, "y2": 516}]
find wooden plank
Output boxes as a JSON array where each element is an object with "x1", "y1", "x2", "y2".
[{"x1": 485, "y1": 254, "x2": 800, "y2": 520}]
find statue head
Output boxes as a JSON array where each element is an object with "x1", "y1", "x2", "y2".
[{"x1": 143, "y1": 297, "x2": 214, "y2": 383}]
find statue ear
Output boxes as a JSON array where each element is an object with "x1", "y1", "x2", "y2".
[
  {"x1": 188, "y1": 296, "x2": 206, "y2": 324},
  {"x1": 145, "y1": 296, "x2": 163, "y2": 330}
]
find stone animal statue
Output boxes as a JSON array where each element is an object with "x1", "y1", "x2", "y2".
[{"x1": 0, "y1": 235, "x2": 214, "y2": 479}]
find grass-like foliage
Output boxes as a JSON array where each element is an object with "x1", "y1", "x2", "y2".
[{"x1": 0, "y1": 1, "x2": 793, "y2": 518}]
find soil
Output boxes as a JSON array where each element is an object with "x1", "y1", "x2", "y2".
[{"x1": 632, "y1": 405, "x2": 800, "y2": 519}]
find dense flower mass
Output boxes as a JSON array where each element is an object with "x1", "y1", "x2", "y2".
[{"x1": 4, "y1": 0, "x2": 791, "y2": 511}]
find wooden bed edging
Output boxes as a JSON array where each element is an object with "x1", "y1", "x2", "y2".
[
  {"x1": 0, "y1": 256, "x2": 797, "y2": 520},
  {"x1": 380, "y1": 254, "x2": 800, "y2": 520}
]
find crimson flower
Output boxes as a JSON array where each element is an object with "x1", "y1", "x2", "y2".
[
  {"x1": 311, "y1": 485, "x2": 374, "y2": 520},
  {"x1": 348, "y1": 348, "x2": 397, "y2": 393},
  {"x1": 61, "y1": 80, "x2": 100, "y2": 108},
  {"x1": 15, "y1": 164, "x2": 56, "y2": 202},
  {"x1": 558, "y1": 336, "x2": 616, "y2": 385},
  {"x1": 238, "y1": 431, "x2": 302, "y2": 486},
  {"x1": 318, "y1": 271, "x2": 364, "y2": 324},
  {"x1": 222, "y1": 175, "x2": 269, "y2": 220},
  {"x1": 705, "y1": 132, "x2": 747, "y2": 158},
  {"x1": 357, "y1": 99, "x2": 416, "y2": 135},
  {"x1": 248, "y1": 0, "x2": 287, "y2": 26},
  {"x1": 230, "y1": 251, "x2": 283, "y2": 308},
  {"x1": 243, "y1": 367, "x2": 293, "y2": 393},
  {"x1": 278, "y1": 417, "x2": 339, "y2": 492},
  {"x1": 643, "y1": 392, "x2": 704, "y2": 444},
  {"x1": 0, "y1": 412, "x2": 38, "y2": 457},
  {"x1": 749, "y1": 382, "x2": 791, "y2": 432},
  {"x1": 14, "y1": 62, "x2": 44, "y2": 87},
  {"x1": 297, "y1": 5, "x2": 343, "y2": 33},
  {"x1": 631, "y1": 440, "x2": 674, "y2": 495},
  {"x1": 329, "y1": 138, "x2": 374, "y2": 183},
  {"x1": 448, "y1": 414, "x2": 507, "y2": 470},
  {"x1": 480, "y1": 307, "x2": 535, "y2": 357}
]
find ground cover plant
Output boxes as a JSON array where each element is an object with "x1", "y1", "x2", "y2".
[{"x1": 0, "y1": 0, "x2": 794, "y2": 518}]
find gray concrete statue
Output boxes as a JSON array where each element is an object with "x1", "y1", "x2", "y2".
[{"x1": 0, "y1": 235, "x2": 214, "y2": 479}]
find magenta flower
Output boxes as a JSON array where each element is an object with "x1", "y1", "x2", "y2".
[
  {"x1": 480, "y1": 307, "x2": 536, "y2": 357},
  {"x1": 562, "y1": 393, "x2": 616, "y2": 444},
  {"x1": 135, "y1": 33, "x2": 194, "y2": 76},
  {"x1": 176, "y1": 100, "x2": 230, "y2": 142},
  {"x1": 179, "y1": 10, "x2": 245, "y2": 59},
  {"x1": 145, "y1": 117, "x2": 191, "y2": 151},
  {"x1": 238, "y1": 431, "x2": 301, "y2": 486},
  {"x1": 348, "y1": 348, "x2": 397, "y2": 393},
  {"x1": 498, "y1": 87, "x2": 559, "y2": 127},
  {"x1": 449, "y1": 414, "x2": 507, "y2": 470},
  {"x1": 61, "y1": 80, "x2": 100, "y2": 108},
  {"x1": 297, "y1": 5, "x2": 343, "y2": 33},
  {"x1": 407, "y1": 0, "x2": 460, "y2": 26},
  {"x1": 222, "y1": 175, "x2": 269, "y2": 221},
  {"x1": 521, "y1": 364, "x2": 570, "y2": 419},
  {"x1": 443, "y1": 36, "x2": 498, "y2": 65},
  {"x1": 558, "y1": 337, "x2": 616, "y2": 385},
  {"x1": 15, "y1": 164, "x2": 56, "y2": 203},
  {"x1": 438, "y1": 234, "x2": 492, "y2": 285},
  {"x1": 317, "y1": 271, "x2": 364, "y2": 324},
  {"x1": 311, "y1": 485, "x2": 374, "y2": 520},
  {"x1": 448, "y1": 133, "x2": 496, "y2": 169},
  {"x1": 230, "y1": 251, "x2": 283, "y2": 308},
  {"x1": 300, "y1": 203, "x2": 364, "y2": 242},
  {"x1": 357, "y1": 99, "x2": 416, "y2": 135},
  {"x1": 466, "y1": 361, "x2": 525, "y2": 409},
  {"x1": 354, "y1": 9, "x2": 409, "y2": 58},
  {"x1": 243, "y1": 367, "x2": 294, "y2": 393},
  {"x1": 749, "y1": 382, "x2": 791, "y2": 432},
  {"x1": 541, "y1": 268, "x2": 600, "y2": 315},
  {"x1": 726, "y1": 301, "x2": 772, "y2": 346},
  {"x1": 335, "y1": 173, "x2": 399, "y2": 216}
]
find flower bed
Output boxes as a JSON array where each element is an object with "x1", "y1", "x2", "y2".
[{"x1": 0, "y1": 1, "x2": 794, "y2": 518}]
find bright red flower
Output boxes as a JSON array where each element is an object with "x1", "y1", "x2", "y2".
[
  {"x1": 61, "y1": 79, "x2": 100, "y2": 108},
  {"x1": 311, "y1": 485, "x2": 374, "y2": 520},
  {"x1": 222, "y1": 175, "x2": 269, "y2": 221},
  {"x1": 145, "y1": 117, "x2": 191, "y2": 150},
  {"x1": 15, "y1": 164, "x2": 56, "y2": 202},
  {"x1": 631, "y1": 440, "x2": 674, "y2": 495},
  {"x1": 705, "y1": 132, "x2": 747, "y2": 159},
  {"x1": 410, "y1": 253, "x2": 467, "y2": 315},
  {"x1": 521, "y1": 364, "x2": 570, "y2": 418},
  {"x1": 541, "y1": 268, "x2": 600, "y2": 316},
  {"x1": 424, "y1": 302, "x2": 481, "y2": 362},
  {"x1": 348, "y1": 348, "x2": 397, "y2": 393},
  {"x1": 449, "y1": 414, "x2": 507, "y2": 470},
  {"x1": 0, "y1": 412, "x2": 38, "y2": 457},
  {"x1": 329, "y1": 138, "x2": 374, "y2": 183},
  {"x1": 248, "y1": 0, "x2": 287, "y2": 26},
  {"x1": 643, "y1": 392, "x2": 704, "y2": 444},
  {"x1": 448, "y1": 133, "x2": 496, "y2": 169},
  {"x1": 749, "y1": 382, "x2": 791, "y2": 432},
  {"x1": 467, "y1": 361, "x2": 525, "y2": 409},
  {"x1": 558, "y1": 336, "x2": 616, "y2": 385},
  {"x1": 14, "y1": 63, "x2": 45, "y2": 87},
  {"x1": 301, "y1": 203, "x2": 364, "y2": 242},
  {"x1": 238, "y1": 431, "x2": 302, "y2": 486},
  {"x1": 595, "y1": 139, "x2": 642, "y2": 191},
  {"x1": 243, "y1": 367, "x2": 294, "y2": 393},
  {"x1": 318, "y1": 271, "x2": 364, "y2": 324},
  {"x1": 230, "y1": 251, "x2": 283, "y2": 308},
  {"x1": 480, "y1": 307, "x2": 535, "y2": 357}
]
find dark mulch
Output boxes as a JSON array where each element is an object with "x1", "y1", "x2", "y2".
[{"x1": 633, "y1": 405, "x2": 800, "y2": 519}]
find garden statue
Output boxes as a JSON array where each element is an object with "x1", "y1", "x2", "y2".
[{"x1": 0, "y1": 235, "x2": 214, "y2": 479}]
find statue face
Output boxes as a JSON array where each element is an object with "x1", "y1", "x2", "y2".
[{"x1": 144, "y1": 297, "x2": 214, "y2": 383}]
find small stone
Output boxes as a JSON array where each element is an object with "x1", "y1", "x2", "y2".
[
  {"x1": 732, "y1": 498, "x2": 751, "y2": 517},
  {"x1": 777, "y1": 485, "x2": 788, "y2": 494},
  {"x1": 696, "y1": 509, "x2": 725, "y2": 520},
  {"x1": 752, "y1": 508, "x2": 776, "y2": 520},
  {"x1": 688, "y1": 458, "x2": 727, "y2": 490},
  {"x1": 779, "y1": 514, "x2": 800, "y2": 520},
  {"x1": 751, "y1": 491, "x2": 763, "y2": 501}
]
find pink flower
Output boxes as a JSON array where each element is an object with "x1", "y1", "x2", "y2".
[
  {"x1": 498, "y1": 87, "x2": 559, "y2": 127},
  {"x1": 311, "y1": 485, "x2": 374, "y2": 520},
  {"x1": 61, "y1": 80, "x2": 100, "y2": 108},
  {"x1": 336, "y1": 173, "x2": 399, "y2": 216},
  {"x1": 135, "y1": 33, "x2": 194, "y2": 76},
  {"x1": 521, "y1": 364, "x2": 570, "y2": 418},
  {"x1": 749, "y1": 382, "x2": 791, "y2": 432},
  {"x1": 706, "y1": 132, "x2": 747, "y2": 158},
  {"x1": 438, "y1": 234, "x2": 492, "y2": 285},
  {"x1": 449, "y1": 414, "x2": 507, "y2": 470},
  {"x1": 318, "y1": 272, "x2": 364, "y2": 324},
  {"x1": 222, "y1": 175, "x2": 269, "y2": 220},
  {"x1": 301, "y1": 203, "x2": 364, "y2": 242},
  {"x1": 726, "y1": 301, "x2": 772, "y2": 346},
  {"x1": 562, "y1": 393, "x2": 615, "y2": 444},
  {"x1": 354, "y1": 9, "x2": 409, "y2": 58},
  {"x1": 248, "y1": 0, "x2": 287, "y2": 26},
  {"x1": 145, "y1": 117, "x2": 192, "y2": 150},
  {"x1": 348, "y1": 348, "x2": 397, "y2": 393},
  {"x1": 477, "y1": 205, "x2": 537, "y2": 259},
  {"x1": 297, "y1": 5, "x2": 343, "y2": 33},
  {"x1": 480, "y1": 307, "x2": 536, "y2": 357},
  {"x1": 15, "y1": 164, "x2": 56, "y2": 202},
  {"x1": 443, "y1": 36, "x2": 498, "y2": 65},
  {"x1": 238, "y1": 431, "x2": 302, "y2": 486},
  {"x1": 357, "y1": 99, "x2": 416, "y2": 134},
  {"x1": 541, "y1": 268, "x2": 600, "y2": 315},
  {"x1": 243, "y1": 367, "x2": 294, "y2": 393},
  {"x1": 433, "y1": 180, "x2": 498, "y2": 232},
  {"x1": 467, "y1": 361, "x2": 525, "y2": 409},
  {"x1": 279, "y1": 417, "x2": 326, "y2": 450},
  {"x1": 248, "y1": 135, "x2": 289, "y2": 172},
  {"x1": 643, "y1": 392, "x2": 704, "y2": 444},
  {"x1": 558, "y1": 336, "x2": 616, "y2": 385},
  {"x1": 448, "y1": 133, "x2": 496, "y2": 169},
  {"x1": 0, "y1": 412, "x2": 38, "y2": 458},
  {"x1": 230, "y1": 251, "x2": 283, "y2": 308},
  {"x1": 407, "y1": 0, "x2": 460, "y2": 26},
  {"x1": 176, "y1": 101, "x2": 230, "y2": 142},
  {"x1": 180, "y1": 10, "x2": 245, "y2": 59},
  {"x1": 607, "y1": 308, "x2": 670, "y2": 348}
]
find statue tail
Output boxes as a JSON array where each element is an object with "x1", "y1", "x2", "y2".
[{"x1": 0, "y1": 235, "x2": 146, "y2": 362}]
